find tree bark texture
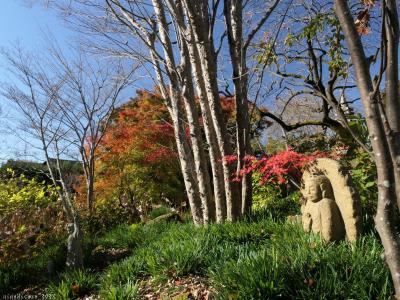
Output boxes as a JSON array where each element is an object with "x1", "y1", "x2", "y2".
[{"x1": 334, "y1": 0, "x2": 400, "y2": 297}]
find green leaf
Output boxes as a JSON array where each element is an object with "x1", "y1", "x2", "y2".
[{"x1": 364, "y1": 181, "x2": 375, "y2": 188}]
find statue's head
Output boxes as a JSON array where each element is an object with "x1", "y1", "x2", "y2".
[{"x1": 302, "y1": 175, "x2": 334, "y2": 203}]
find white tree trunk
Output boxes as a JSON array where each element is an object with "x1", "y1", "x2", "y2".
[{"x1": 183, "y1": 0, "x2": 240, "y2": 220}]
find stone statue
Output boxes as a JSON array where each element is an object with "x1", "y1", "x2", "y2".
[
  {"x1": 301, "y1": 175, "x2": 346, "y2": 242},
  {"x1": 300, "y1": 158, "x2": 362, "y2": 242}
]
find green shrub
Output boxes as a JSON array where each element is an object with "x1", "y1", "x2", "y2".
[
  {"x1": 101, "y1": 252, "x2": 147, "y2": 288},
  {"x1": 99, "y1": 218, "x2": 392, "y2": 299},
  {"x1": 252, "y1": 172, "x2": 301, "y2": 219},
  {"x1": 80, "y1": 198, "x2": 133, "y2": 235},
  {"x1": 0, "y1": 170, "x2": 64, "y2": 264},
  {"x1": 47, "y1": 280, "x2": 71, "y2": 300},
  {"x1": 149, "y1": 227, "x2": 212, "y2": 276},
  {"x1": 207, "y1": 220, "x2": 272, "y2": 245},
  {"x1": 1, "y1": 207, "x2": 385, "y2": 299},
  {"x1": 349, "y1": 150, "x2": 378, "y2": 230},
  {"x1": 0, "y1": 170, "x2": 58, "y2": 215}
]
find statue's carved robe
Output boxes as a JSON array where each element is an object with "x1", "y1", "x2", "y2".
[{"x1": 301, "y1": 197, "x2": 346, "y2": 242}]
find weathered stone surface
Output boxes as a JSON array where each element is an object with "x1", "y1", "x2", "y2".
[{"x1": 300, "y1": 158, "x2": 362, "y2": 242}]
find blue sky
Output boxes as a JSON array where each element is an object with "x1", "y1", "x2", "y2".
[
  {"x1": 0, "y1": 1, "x2": 72, "y2": 162},
  {"x1": 0, "y1": 2, "x2": 69, "y2": 47}
]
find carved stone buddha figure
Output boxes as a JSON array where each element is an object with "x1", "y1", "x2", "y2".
[{"x1": 301, "y1": 175, "x2": 346, "y2": 242}]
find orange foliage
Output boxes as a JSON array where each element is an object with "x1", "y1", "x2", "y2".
[{"x1": 90, "y1": 90, "x2": 181, "y2": 205}]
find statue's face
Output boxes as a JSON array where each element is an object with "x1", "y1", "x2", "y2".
[{"x1": 302, "y1": 179, "x2": 321, "y2": 203}]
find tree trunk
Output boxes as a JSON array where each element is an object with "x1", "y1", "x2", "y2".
[
  {"x1": 171, "y1": 98, "x2": 204, "y2": 225},
  {"x1": 43, "y1": 145, "x2": 84, "y2": 269},
  {"x1": 384, "y1": 0, "x2": 400, "y2": 210},
  {"x1": 107, "y1": 0, "x2": 248, "y2": 223},
  {"x1": 385, "y1": 0, "x2": 400, "y2": 137},
  {"x1": 224, "y1": 0, "x2": 252, "y2": 214},
  {"x1": 66, "y1": 216, "x2": 84, "y2": 269},
  {"x1": 152, "y1": 0, "x2": 212, "y2": 223},
  {"x1": 334, "y1": 0, "x2": 400, "y2": 297},
  {"x1": 166, "y1": 0, "x2": 223, "y2": 223},
  {"x1": 184, "y1": 25, "x2": 227, "y2": 222},
  {"x1": 86, "y1": 167, "x2": 94, "y2": 213},
  {"x1": 179, "y1": 55, "x2": 216, "y2": 223},
  {"x1": 183, "y1": 0, "x2": 240, "y2": 220}
]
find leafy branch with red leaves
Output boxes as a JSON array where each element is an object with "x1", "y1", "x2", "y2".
[{"x1": 226, "y1": 149, "x2": 330, "y2": 186}]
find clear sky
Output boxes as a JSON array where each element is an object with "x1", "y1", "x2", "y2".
[{"x1": 0, "y1": 1, "x2": 72, "y2": 162}]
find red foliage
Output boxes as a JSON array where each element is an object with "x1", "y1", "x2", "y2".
[
  {"x1": 228, "y1": 149, "x2": 329, "y2": 185},
  {"x1": 220, "y1": 96, "x2": 236, "y2": 120},
  {"x1": 99, "y1": 90, "x2": 177, "y2": 165},
  {"x1": 355, "y1": 9, "x2": 371, "y2": 35}
]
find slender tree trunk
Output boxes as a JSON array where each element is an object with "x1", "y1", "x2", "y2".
[
  {"x1": 334, "y1": 1, "x2": 400, "y2": 297},
  {"x1": 43, "y1": 143, "x2": 83, "y2": 269},
  {"x1": 384, "y1": 0, "x2": 400, "y2": 210},
  {"x1": 179, "y1": 53, "x2": 216, "y2": 223},
  {"x1": 385, "y1": 0, "x2": 400, "y2": 136},
  {"x1": 86, "y1": 157, "x2": 95, "y2": 213},
  {"x1": 152, "y1": 0, "x2": 211, "y2": 223},
  {"x1": 188, "y1": 50, "x2": 227, "y2": 222},
  {"x1": 183, "y1": 0, "x2": 240, "y2": 220},
  {"x1": 164, "y1": 0, "x2": 228, "y2": 222},
  {"x1": 172, "y1": 102, "x2": 204, "y2": 225},
  {"x1": 184, "y1": 25, "x2": 227, "y2": 222},
  {"x1": 107, "y1": 0, "x2": 249, "y2": 222},
  {"x1": 54, "y1": 147, "x2": 84, "y2": 269},
  {"x1": 224, "y1": 0, "x2": 253, "y2": 214},
  {"x1": 166, "y1": 0, "x2": 221, "y2": 223},
  {"x1": 66, "y1": 215, "x2": 84, "y2": 269},
  {"x1": 86, "y1": 179, "x2": 93, "y2": 212}
]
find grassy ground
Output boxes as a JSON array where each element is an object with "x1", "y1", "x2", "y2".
[{"x1": 1, "y1": 212, "x2": 393, "y2": 299}]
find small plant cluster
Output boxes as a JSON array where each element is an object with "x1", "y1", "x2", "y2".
[{"x1": 251, "y1": 177, "x2": 301, "y2": 216}]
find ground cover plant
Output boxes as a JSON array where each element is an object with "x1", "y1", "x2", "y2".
[{"x1": 1, "y1": 211, "x2": 390, "y2": 299}]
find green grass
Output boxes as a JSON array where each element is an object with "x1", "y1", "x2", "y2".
[
  {"x1": 2, "y1": 211, "x2": 394, "y2": 299},
  {"x1": 94, "y1": 223, "x2": 142, "y2": 249},
  {"x1": 46, "y1": 269, "x2": 99, "y2": 299},
  {"x1": 209, "y1": 227, "x2": 391, "y2": 299},
  {"x1": 97, "y1": 218, "x2": 392, "y2": 299},
  {"x1": 100, "y1": 279, "x2": 140, "y2": 300}
]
